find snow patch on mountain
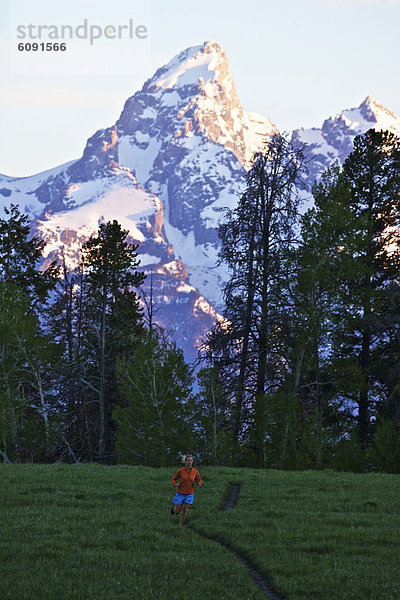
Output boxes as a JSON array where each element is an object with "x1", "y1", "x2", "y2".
[
  {"x1": 151, "y1": 44, "x2": 219, "y2": 90},
  {"x1": 35, "y1": 168, "x2": 166, "y2": 272},
  {"x1": 243, "y1": 111, "x2": 276, "y2": 166}
]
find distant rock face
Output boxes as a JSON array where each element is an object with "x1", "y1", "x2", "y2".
[
  {"x1": 1, "y1": 43, "x2": 400, "y2": 362},
  {"x1": 291, "y1": 96, "x2": 400, "y2": 191}
]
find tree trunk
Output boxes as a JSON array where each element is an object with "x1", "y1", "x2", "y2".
[
  {"x1": 99, "y1": 282, "x2": 107, "y2": 459},
  {"x1": 232, "y1": 211, "x2": 258, "y2": 464},
  {"x1": 254, "y1": 168, "x2": 272, "y2": 468},
  {"x1": 358, "y1": 326, "x2": 370, "y2": 448}
]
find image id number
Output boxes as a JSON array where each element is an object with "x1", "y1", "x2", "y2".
[{"x1": 18, "y1": 43, "x2": 67, "y2": 51}]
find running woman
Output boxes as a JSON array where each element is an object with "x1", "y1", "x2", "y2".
[{"x1": 171, "y1": 455, "x2": 202, "y2": 526}]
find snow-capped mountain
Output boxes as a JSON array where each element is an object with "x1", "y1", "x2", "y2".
[
  {"x1": 292, "y1": 95, "x2": 400, "y2": 194},
  {"x1": 84, "y1": 40, "x2": 276, "y2": 305},
  {"x1": 1, "y1": 42, "x2": 400, "y2": 362}
]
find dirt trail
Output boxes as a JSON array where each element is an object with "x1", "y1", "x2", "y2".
[
  {"x1": 191, "y1": 483, "x2": 286, "y2": 600},
  {"x1": 221, "y1": 483, "x2": 241, "y2": 511}
]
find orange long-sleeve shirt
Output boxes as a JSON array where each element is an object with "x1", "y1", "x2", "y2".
[{"x1": 171, "y1": 467, "x2": 202, "y2": 494}]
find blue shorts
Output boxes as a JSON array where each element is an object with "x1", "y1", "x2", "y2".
[{"x1": 172, "y1": 493, "x2": 194, "y2": 505}]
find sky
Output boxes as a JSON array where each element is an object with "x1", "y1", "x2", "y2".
[{"x1": 1, "y1": 0, "x2": 399, "y2": 177}]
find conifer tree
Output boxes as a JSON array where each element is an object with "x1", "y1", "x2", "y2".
[
  {"x1": 205, "y1": 134, "x2": 307, "y2": 465},
  {"x1": 81, "y1": 220, "x2": 145, "y2": 460},
  {"x1": 277, "y1": 167, "x2": 356, "y2": 467},
  {"x1": 338, "y1": 129, "x2": 400, "y2": 445},
  {"x1": 0, "y1": 205, "x2": 58, "y2": 310},
  {"x1": 303, "y1": 130, "x2": 400, "y2": 450}
]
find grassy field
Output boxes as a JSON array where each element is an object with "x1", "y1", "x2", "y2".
[{"x1": 0, "y1": 465, "x2": 399, "y2": 600}]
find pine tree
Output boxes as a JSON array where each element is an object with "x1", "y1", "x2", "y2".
[
  {"x1": 80, "y1": 220, "x2": 145, "y2": 460},
  {"x1": 204, "y1": 134, "x2": 307, "y2": 465},
  {"x1": 277, "y1": 167, "x2": 356, "y2": 468},
  {"x1": 339, "y1": 129, "x2": 400, "y2": 445},
  {"x1": 302, "y1": 129, "x2": 400, "y2": 451}
]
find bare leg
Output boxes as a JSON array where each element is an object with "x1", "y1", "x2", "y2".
[
  {"x1": 179, "y1": 503, "x2": 190, "y2": 526},
  {"x1": 173, "y1": 504, "x2": 181, "y2": 515}
]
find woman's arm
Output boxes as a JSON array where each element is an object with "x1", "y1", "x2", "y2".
[{"x1": 171, "y1": 469, "x2": 181, "y2": 488}]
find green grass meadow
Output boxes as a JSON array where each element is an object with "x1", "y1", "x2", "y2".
[{"x1": 1, "y1": 465, "x2": 399, "y2": 600}]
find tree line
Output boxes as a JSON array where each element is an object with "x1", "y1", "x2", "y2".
[
  {"x1": 1, "y1": 128, "x2": 399, "y2": 472},
  {"x1": 0, "y1": 213, "x2": 194, "y2": 465}
]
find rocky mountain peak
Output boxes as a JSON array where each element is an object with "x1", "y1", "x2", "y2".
[
  {"x1": 145, "y1": 40, "x2": 229, "y2": 92},
  {"x1": 358, "y1": 95, "x2": 400, "y2": 134},
  {"x1": 292, "y1": 95, "x2": 400, "y2": 195},
  {"x1": 112, "y1": 42, "x2": 275, "y2": 263},
  {"x1": 321, "y1": 96, "x2": 400, "y2": 146},
  {"x1": 117, "y1": 40, "x2": 261, "y2": 168},
  {"x1": 359, "y1": 95, "x2": 385, "y2": 122}
]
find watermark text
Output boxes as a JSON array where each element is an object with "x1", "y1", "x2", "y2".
[{"x1": 16, "y1": 19, "x2": 148, "y2": 46}]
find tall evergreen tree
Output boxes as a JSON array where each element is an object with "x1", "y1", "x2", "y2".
[
  {"x1": 80, "y1": 220, "x2": 145, "y2": 460},
  {"x1": 204, "y1": 134, "x2": 307, "y2": 465},
  {"x1": 276, "y1": 167, "x2": 356, "y2": 468},
  {"x1": 338, "y1": 129, "x2": 400, "y2": 445},
  {"x1": 303, "y1": 129, "x2": 400, "y2": 449}
]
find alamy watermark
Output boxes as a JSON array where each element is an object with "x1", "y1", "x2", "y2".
[{"x1": 16, "y1": 19, "x2": 148, "y2": 46}]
